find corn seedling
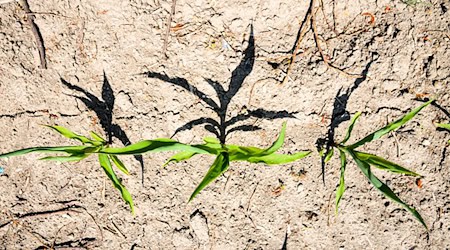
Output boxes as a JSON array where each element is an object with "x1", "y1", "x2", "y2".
[
  {"x1": 0, "y1": 122, "x2": 309, "y2": 213},
  {"x1": 320, "y1": 99, "x2": 433, "y2": 229},
  {"x1": 0, "y1": 126, "x2": 136, "y2": 212},
  {"x1": 163, "y1": 122, "x2": 310, "y2": 201},
  {"x1": 144, "y1": 25, "x2": 310, "y2": 200}
]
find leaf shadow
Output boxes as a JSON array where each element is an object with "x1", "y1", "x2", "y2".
[
  {"x1": 143, "y1": 24, "x2": 296, "y2": 144},
  {"x1": 60, "y1": 72, "x2": 146, "y2": 184}
]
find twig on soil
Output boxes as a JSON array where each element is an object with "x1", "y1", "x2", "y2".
[
  {"x1": 326, "y1": 191, "x2": 332, "y2": 226},
  {"x1": 162, "y1": 0, "x2": 177, "y2": 59},
  {"x1": 282, "y1": 0, "x2": 363, "y2": 84},
  {"x1": 311, "y1": 0, "x2": 361, "y2": 78},
  {"x1": 101, "y1": 177, "x2": 106, "y2": 203},
  {"x1": 19, "y1": 0, "x2": 47, "y2": 69},
  {"x1": 51, "y1": 223, "x2": 71, "y2": 249},
  {"x1": 111, "y1": 220, "x2": 126, "y2": 239},
  {"x1": 248, "y1": 78, "x2": 269, "y2": 107},
  {"x1": 246, "y1": 182, "x2": 259, "y2": 212},
  {"x1": 0, "y1": 205, "x2": 82, "y2": 229},
  {"x1": 318, "y1": 0, "x2": 337, "y2": 35},
  {"x1": 23, "y1": 227, "x2": 50, "y2": 247},
  {"x1": 281, "y1": 10, "x2": 312, "y2": 85},
  {"x1": 391, "y1": 131, "x2": 401, "y2": 157}
]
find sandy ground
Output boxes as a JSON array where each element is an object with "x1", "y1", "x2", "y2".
[{"x1": 0, "y1": 0, "x2": 449, "y2": 249}]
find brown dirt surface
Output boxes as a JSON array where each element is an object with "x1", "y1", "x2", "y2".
[{"x1": 0, "y1": 0, "x2": 449, "y2": 249}]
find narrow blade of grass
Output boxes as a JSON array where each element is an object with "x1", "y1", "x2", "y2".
[
  {"x1": 98, "y1": 154, "x2": 134, "y2": 214},
  {"x1": 239, "y1": 151, "x2": 311, "y2": 165},
  {"x1": 189, "y1": 153, "x2": 229, "y2": 201},
  {"x1": 163, "y1": 151, "x2": 198, "y2": 167},
  {"x1": 349, "y1": 99, "x2": 433, "y2": 149},
  {"x1": 44, "y1": 125, "x2": 93, "y2": 144},
  {"x1": 109, "y1": 155, "x2": 129, "y2": 175},
  {"x1": 335, "y1": 149, "x2": 347, "y2": 214},
  {"x1": 348, "y1": 150, "x2": 427, "y2": 229},
  {"x1": 341, "y1": 112, "x2": 361, "y2": 145},
  {"x1": 354, "y1": 151, "x2": 420, "y2": 176}
]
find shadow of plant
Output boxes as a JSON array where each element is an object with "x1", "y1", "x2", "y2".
[
  {"x1": 314, "y1": 52, "x2": 432, "y2": 228},
  {"x1": 60, "y1": 72, "x2": 145, "y2": 184},
  {"x1": 143, "y1": 24, "x2": 296, "y2": 144},
  {"x1": 316, "y1": 52, "x2": 379, "y2": 183}
]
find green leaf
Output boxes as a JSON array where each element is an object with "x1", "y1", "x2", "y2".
[
  {"x1": 354, "y1": 151, "x2": 420, "y2": 176},
  {"x1": 203, "y1": 137, "x2": 220, "y2": 144},
  {"x1": 98, "y1": 154, "x2": 134, "y2": 214},
  {"x1": 335, "y1": 149, "x2": 347, "y2": 214},
  {"x1": 225, "y1": 122, "x2": 288, "y2": 158},
  {"x1": 90, "y1": 131, "x2": 106, "y2": 143},
  {"x1": 225, "y1": 144, "x2": 265, "y2": 157},
  {"x1": 261, "y1": 121, "x2": 287, "y2": 155},
  {"x1": 436, "y1": 123, "x2": 450, "y2": 131},
  {"x1": 163, "y1": 151, "x2": 198, "y2": 167},
  {"x1": 40, "y1": 154, "x2": 89, "y2": 162},
  {"x1": 109, "y1": 155, "x2": 129, "y2": 175},
  {"x1": 100, "y1": 138, "x2": 211, "y2": 155},
  {"x1": 237, "y1": 151, "x2": 311, "y2": 165},
  {"x1": 44, "y1": 125, "x2": 93, "y2": 144},
  {"x1": 324, "y1": 148, "x2": 334, "y2": 163},
  {"x1": 341, "y1": 112, "x2": 362, "y2": 144},
  {"x1": 348, "y1": 150, "x2": 427, "y2": 229},
  {"x1": 0, "y1": 146, "x2": 97, "y2": 159},
  {"x1": 349, "y1": 99, "x2": 433, "y2": 149},
  {"x1": 189, "y1": 153, "x2": 229, "y2": 201}
]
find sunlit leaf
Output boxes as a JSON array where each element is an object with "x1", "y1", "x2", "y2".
[
  {"x1": 324, "y1": 148, "x2": 334, "y2": 163},
  {"x1": 44, "y1": 125, "x2": 93, "y2": 144},
  {"x1": 203, "y1": 137, "x2": 220, "y2": 144},
  {"x1": 349, "y1": 99, "x2": 433, "y2": 149},
  {"x1": 237, "y1": 151, "x2": 311, "y2": 165},
  {"x1": 109, "y1": 155, "x2": 129, "y2": 175},
  {"x1": 341, "y1": 112, "x2": 361, "y2": 145},
  {"x1": 100, "y1": 138, "x2": 211, "y2": 155},
  {"x1": 354, "y1": 151, "x2": 420, "y2": 176},
  {"x1": 436, "y1": 123, "x2": 450, "y2": 131},
  {"x1": 189, "y1": 153, "x2": 229, "y2": 201},
  {"x1": 164, "y1": 151, "x2": 198, "y2": 167},
  {"x1": 335, "y1": 149, "x2": 347, "y2": 214},
  {"x1": 261, "y1": 121, "x2": 287, "y2": 155},
  {"x1": 40, "y1": 154, "x2": 90, "y2": 162},
  {"x1": 348, "y1": 150, "x2": 427, "y2": 229},
  {"x1": 90, "y1": 131, "x2": 106, "y2": 143},
  {"x1": 98, "y1": 154, "x2": 134, "y2": 214},
  {"x1": 225, "y1": 144, "x2": 265, "y2": 158},
  {"x1": 0, "y1": 146, "x2": 97, "y2": 159}
]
